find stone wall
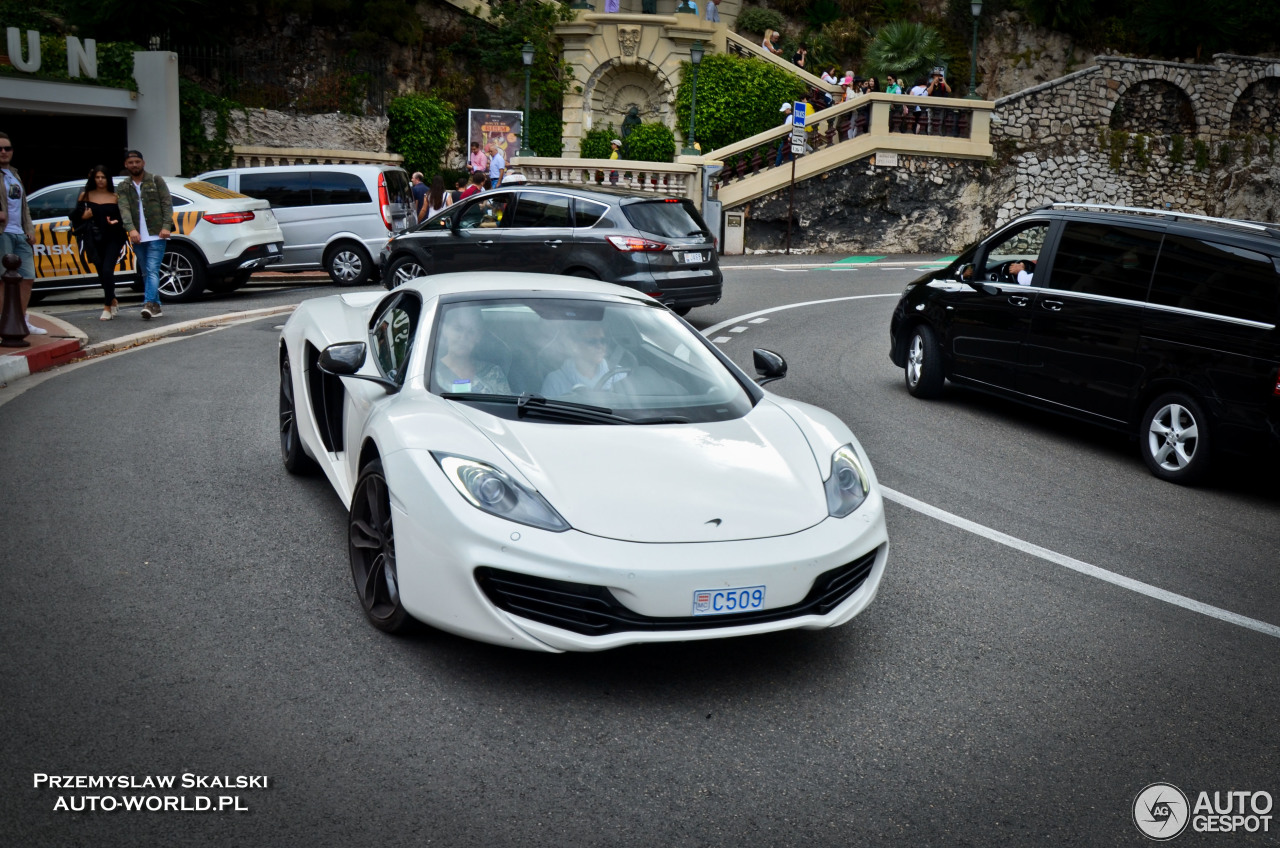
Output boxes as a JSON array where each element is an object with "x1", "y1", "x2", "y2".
[
  {"x1": 745, "y1": 53, "x2": 1280, "y2": 253},
  {"x1": 211, "y1": 110, "x2": 390, "y2": 152}
]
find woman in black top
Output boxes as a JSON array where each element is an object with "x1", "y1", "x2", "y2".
[{"x1": 72, "y1": 166, "x2": 127, "y2": 320}]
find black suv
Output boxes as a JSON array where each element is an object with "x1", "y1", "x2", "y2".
[
  {"x1": 890, "y1": 203, "x2": 1280, "y2": 484},
  {"x1": 379, "y1": 186, "x2": 722, "y2": 315}
]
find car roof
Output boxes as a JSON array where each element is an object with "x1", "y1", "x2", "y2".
[
  {"x1": 30, "y1": 176, "x2": 266, "y2": 208},
  {"x1": 1021, "y1": 203, "x2": 1280, "y2": 246},
  {"x1": 195, "y1": 163, "x2": 405, "y2": 177},
  {"x1": 399, "y1": 271, "x2": 656, "y2": 303},
  {"x1": 493, "y1": 184, "x2": 693, "y2": 206}
]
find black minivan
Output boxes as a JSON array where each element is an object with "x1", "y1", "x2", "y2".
[
  {"x1": 379, "y1": 186, "x2": 722, "y2": 315},
  {"x1": 889, "y1": 203, "x2": 1280, "y2": 484}
]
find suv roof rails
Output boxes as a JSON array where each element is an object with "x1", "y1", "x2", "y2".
[{"x1": 1032, "y1": 202, "x2": 1280, "y2": 239}]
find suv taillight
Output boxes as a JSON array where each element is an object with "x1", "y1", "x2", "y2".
[
  {"x1": 203, "y1": 211, "x2": 255, "y2": 225},
  {"x1": 607, "y1": 235, "x2": 667, "y2": 252},
  {"x1": 1274, "y1": 367, "x2": 1280, "y2": 396},
  {"x1": 378, "y1": 172, "x2": 392, "y2": 231}
]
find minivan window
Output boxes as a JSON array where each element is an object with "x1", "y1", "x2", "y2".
[
  {"x1": 311, "y1": 171, "x2": 371, "y2": 205},
  {"x1": 1047, "y1": 222, "x2": 1161, "y2": 302},
  {"x1": 622, "y1": 199, "x2": 709, "y2": 240},
  {"x1": 1149, "y1": 236, "x2": 1279, "y2": 324},
  {"x1": 201, "y1": 175, "x2": 230, "y2": 188},
  {"x1": 508, "y1": 193, "x2": 571, "y2": 228},
  {"x1": 240, "y1": 172, "x2": 311, "y2": 208},
  {"x1": 382, "y1": 168, "x2": 412, "y2": 207}
]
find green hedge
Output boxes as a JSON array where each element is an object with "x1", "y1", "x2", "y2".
[
  {"x1": 674, "y1": 52, "x2": 807, "y2": 153},
  {"x1": 623, "y1": 123, "x2": 676, "y2": 163},
  {"x1": 528, "y1": 108, "x2": 564, "y2": 158},
  {"x1": 179, "y1": 80, "x2": 240, "y2": 176},
  {"x1": 387, "y1": 94, "x2": 455, "y2": 176},
  {"x1": 580, "y1": 124, "x2": 618, "y2": 160}
]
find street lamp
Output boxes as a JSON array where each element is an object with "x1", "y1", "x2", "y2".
[
  {"x1": 519, "y1": 41, "x2": 535, "y2": 156},
  {"x1": 681, "y1": 41, "x2": 704, "y2": 156},
  {"x1": 966, "y1": 0, "x2": 983, "y2": 100}
]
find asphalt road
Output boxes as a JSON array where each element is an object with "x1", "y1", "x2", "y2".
[{"x1": 3, "y1": 260, "x2": 1277, "y2": 847}]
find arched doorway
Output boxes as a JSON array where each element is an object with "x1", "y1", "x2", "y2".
[
  {"x1": 1109, "y1": 79, "x2": 1196, "y2": 135},
  {"x1": 583, "y1": 59, "x2": 673, "y2": 140},
  {"x1": 1229, "y1": 77, "x2": 1280, "y2": 135}
]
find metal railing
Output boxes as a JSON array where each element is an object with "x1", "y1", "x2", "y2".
[{"x1": 162, "y1": 41, "x2": 390, "y2": 116}]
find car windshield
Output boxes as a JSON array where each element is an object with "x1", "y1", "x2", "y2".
[{"x1": 429, "y1": 297, "x2": 754, "y2": 424}]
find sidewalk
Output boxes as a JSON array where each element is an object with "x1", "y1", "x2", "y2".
[{"x1": 0, "y1": 312, "x2": 85, "y2": 386}]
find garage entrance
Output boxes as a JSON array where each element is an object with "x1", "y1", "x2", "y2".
[{"x1": 0, "y1": 113, "x2": 129, "y2": 192}]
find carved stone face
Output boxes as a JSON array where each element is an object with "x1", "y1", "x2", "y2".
[{"x1": 618, "y1": 27, "x2": 641, "y2": 57}]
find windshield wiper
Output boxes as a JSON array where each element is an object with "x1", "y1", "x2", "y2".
[{"x1": 441, "y1": 393, "x2": 690, "y2": 426}]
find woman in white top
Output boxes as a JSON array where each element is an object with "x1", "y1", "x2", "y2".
[{"x1": 422, "y1": 174, "x2": 452, "y2": 221}]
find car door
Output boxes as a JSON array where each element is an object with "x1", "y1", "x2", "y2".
[
  {"x1": 940, "y1": 219, "x2": 1055, "y2": 391},
  {"x1": 1020, "y1": 221, "x2": 1163, "y2": 422},
  {"x1": 432, "y1": 192, "x2": 513, "y2": 273},
  {"x1": 500, "y1": 190, "x2": 574, "y2": 273}
]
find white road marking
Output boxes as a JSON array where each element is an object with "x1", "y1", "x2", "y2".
[
  {"x1": 708, "y1": 294, "x2": 1280, "y2": 641},
  {"x1": 881, "y1": 486, "x2": 1280, "y2": 640},
  {"x1": 712, "y1": 336, "x2": 731, "y2": 343},
  {"x1": 749, "y1": 318, "x2": 769, "y2": 324},
  {"x1": 702, "y1": 293, "x2": 900, "y2": 337},
  {"x1": 729, "y1": 326, "x2": 749, "y2": 333}
]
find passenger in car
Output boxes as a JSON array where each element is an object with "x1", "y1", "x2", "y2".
[{"x1": 434, "y1": 307, "x2": 510, "y2": 395}]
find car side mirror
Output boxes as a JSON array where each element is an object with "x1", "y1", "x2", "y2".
[
  {"x1": 753, "y1": 348, "x2": 787, "y2": 386},
  {"x1": 318, "y1": 342, "x2": 400, "y2": 392}
]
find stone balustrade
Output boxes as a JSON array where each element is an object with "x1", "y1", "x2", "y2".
[{"x1": 512, "y1": 156, "x2": 700, "y2": 200}]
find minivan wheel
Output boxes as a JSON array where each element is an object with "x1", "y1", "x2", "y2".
[
  {"x1": 325, "y1": 242, "x2": 373, "y2": 287},
  {"x1": 1140, "y1": 392, "x2": 1211, "y2": 485},
  {"x1": 904, "y1": 325, "x2": 944, "y2": 398}
]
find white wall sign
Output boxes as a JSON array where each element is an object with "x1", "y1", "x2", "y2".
[
  {"x1": 5, "y1": 28, "x2": 98, "y2": 79},
  {"x1": 876, "y1": 152, "x2": 899, "y2": 167}
]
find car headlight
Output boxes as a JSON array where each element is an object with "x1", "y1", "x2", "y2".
[
  {"x1": 431, "y1": 452, "x2": 570, "y2": 532},
  {"x1": 824, "y1": 444, "x2": 870, "y2": 518}
]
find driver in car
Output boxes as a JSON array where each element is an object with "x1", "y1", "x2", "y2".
[
  {"x1": 1007, "y1": 260, "x2": 1034, "y2": 285},
  {"x1": 541, "y1": 323, "x2": 629, "y2": 397}
]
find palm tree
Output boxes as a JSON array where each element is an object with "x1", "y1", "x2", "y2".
[{"x1": 863, "y1": 21, "x2": 946, "y2": 86}]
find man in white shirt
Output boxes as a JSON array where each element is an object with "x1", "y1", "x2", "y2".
[
  {"x1": 117, "y1": 149, "x2": 174, "y2": 319},
  {"x1": 0, "y1": 131, "x2": 44, "y2": 336}
]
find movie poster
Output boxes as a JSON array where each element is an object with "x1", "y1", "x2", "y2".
[{"x1": 468, "y1": 110, "x2": 524, "y2": 160}]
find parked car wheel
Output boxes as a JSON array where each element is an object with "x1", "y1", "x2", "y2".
[
  {"x1": 1140, "y1": 392, "x2": 1211, "y2": 485},
  {"x1": 326, "y1": 242, "x2": 373, "y2": 287},
  {"x1": 158, "y1": 242, "x2": 207, "y2": 302},
  {"x1": 279, "y1": 354, "x2": 317, "y2": 475},
  {"x1": 904, "y1": 324, "x2": 945, "y2": 398},
  {"x1": 349, "y1": 459, "x2": 415, "y2": 634},
  {"x1": 386, "y1": 255, "x2": 428, "y2": 290}
]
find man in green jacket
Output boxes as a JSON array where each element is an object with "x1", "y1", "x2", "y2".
[{"x1": 117, "y1": 149, "x2": 174, "y2": 319}]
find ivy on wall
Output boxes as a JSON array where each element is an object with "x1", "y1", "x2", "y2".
[
  {"x1": 179, "y1": 79, "x2": 240, "y2": 176},
  {"x1": 528, "y1": 109, "x2": 565, "y2": 158},
  {"x1": 673, "y1": 53, "x2": 806, "y2": 153}
]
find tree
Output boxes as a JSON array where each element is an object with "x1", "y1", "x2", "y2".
[
  {"x1": 673, "y1": 52, "x2": 807, "y2": 153},
  {"x1": 863, "y1": 21, "x2": 947, "y2": 85}
]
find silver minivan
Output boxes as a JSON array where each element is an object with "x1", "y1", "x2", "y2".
[{"x1": 195, "y1": 164, "x2": 412, "y2": 286}]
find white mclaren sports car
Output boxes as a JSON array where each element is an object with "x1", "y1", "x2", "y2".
[{"x1": 278, "y1": 272, "x2": 889, "y2": 652}]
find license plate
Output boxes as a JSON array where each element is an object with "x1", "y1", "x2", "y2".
[
  {"x1": 692, "y1": 585, "x2": 765, "y2": 616},
  {"x1": 679, "y1": 251, "x2": 706, "y2": 264},
  {"x1": 267, "y1": 244, "x2": 279, "y2": 253}
]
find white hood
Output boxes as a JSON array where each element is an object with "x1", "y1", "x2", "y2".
[{"x1": 453, "y1": 400, "x2": 829, "y2": 542}]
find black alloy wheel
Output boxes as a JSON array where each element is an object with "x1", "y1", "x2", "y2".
[
  {"x1": 279, "y1": 353, "x2": 317, "y2": 475},
  {"x1": 349, "y1": 460, "x2": 414, "y2": 633},
  {"x1": 387, "y1": 255, "x2": 428, "y2": 289},
  {"x1": 904, "y1": 324, "x2": 945, "y2": 398}
]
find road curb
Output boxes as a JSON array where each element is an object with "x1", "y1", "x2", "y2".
[
  {"x1": 0, "y1": 312, "x2": 87, "y2": 386},
  {"x1": 79, "y1": 304, "x2": 300, "y2": 358}
]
